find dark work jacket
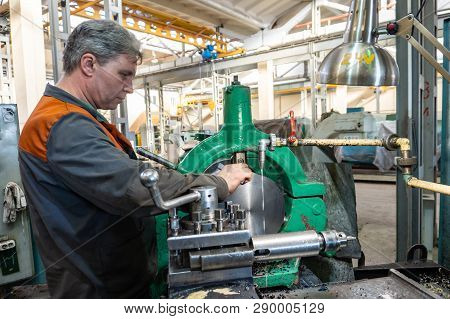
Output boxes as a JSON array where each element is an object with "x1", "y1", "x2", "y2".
[{"x1": 18, "y1": 84, "x2": 229, "y2": 298}]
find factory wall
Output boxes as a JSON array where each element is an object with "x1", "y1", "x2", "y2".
[
  {"x1": 252, "y1": 79, "x2": 444, "y2": 122},
  {"x1": 129, "y1": 78, "x2": 445, "y2": 133},
  {"x1": 251, "y1": 87, "x2": 397, "y2": 121}
]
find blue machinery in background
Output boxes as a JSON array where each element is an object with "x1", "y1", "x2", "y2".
[
  {"x1": 200, "y1": 44, "x2": 218, "y2": 62},
  {"x1": 439, "y1": 18, "x2": 449, "y2": 269}
]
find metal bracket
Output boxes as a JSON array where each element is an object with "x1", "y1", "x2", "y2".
[
  {"x1": 395, "y1": 14, "x2": 450, "y2": 82},
  {"x1": 407, "y1": 244, "x2": 428, "y2": 263}
]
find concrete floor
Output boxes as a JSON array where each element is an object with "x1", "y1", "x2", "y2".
[{"x1": 355, "y1": 182, "x2": 397, "y2": 265}]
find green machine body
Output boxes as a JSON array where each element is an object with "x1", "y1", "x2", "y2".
[{"x1": 151, "y1": 78, "x2": 327, "y2": 295}]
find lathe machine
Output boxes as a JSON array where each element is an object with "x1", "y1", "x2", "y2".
[{"x1": 137, "y1": 77, "x2": 355, "y2": 297}]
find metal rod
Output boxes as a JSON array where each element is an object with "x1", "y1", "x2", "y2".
[
  {"x1": 408, "y1": 36, "x2": 450, "y2": 82},
  {"x1": 396, "y1": 14, "x2": 450, "y2": 82},
  {"x1": 439, "y1": 17, "x2": 450, "y2": 270},
  {"x1": 252, "y1": 230, "x2": 322, "y2": 261},
  {"x1": 297, "y1": 138, "x2": 384, "y2": 147},
  {"x1": 345, "y1": 0, "x2": 378, "y2": 44},
  {"x1": 413, "y1": 17, "x2": 450, "y2": 61},
  {"x1": 140, "y1": 169, "x2": 201, "y2": 210},
  {"x1": 48, "y1": 0, "x2": 62, "y2": 82},
  {"x1": 252, "y1": 230, "x2": 351, "y2": 262},
  {"x1": 406, "y1": 177, "x2": 450, "y2": 196},
  {"x1": 136, "y1": 147, "x2": 177, "y2": 169}
]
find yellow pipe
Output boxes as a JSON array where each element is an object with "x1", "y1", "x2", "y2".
[
  {"x1": 295, "y1": 137, "x2": 449, "y2": 196},
  {"x1": 297, "y1": 136, "x2": 409, "y2": 150},
  {"x1": 392, "y1": 137, "x2": 411, "y2": 151},
  {"x1": 297, "y1": 138, "x2": 384, "y2": 147},
  {"x1": 406, "y1": 177, "x2": 450, "y2": 196}
]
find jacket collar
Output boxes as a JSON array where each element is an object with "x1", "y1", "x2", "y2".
[{"x1": 44, "y1": 83, "x2": 108, "y2": 123}]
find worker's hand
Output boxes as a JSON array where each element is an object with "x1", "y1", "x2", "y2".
[{"x1": 217, "y1": 163, "x2": 253, "y2": 194}]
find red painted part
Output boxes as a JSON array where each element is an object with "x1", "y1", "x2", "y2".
[{"x1": 288, "y1": 110, "x2": 298, "y2": 144}]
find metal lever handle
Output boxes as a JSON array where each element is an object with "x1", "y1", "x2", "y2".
[
  {"x1": 140, "y1": 169, "x2": 201, "y2": 210},
  {"x1": 136, "y1": 147, "x2": 177, "y2": 170}
]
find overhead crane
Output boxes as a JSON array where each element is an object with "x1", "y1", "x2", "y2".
[{"x1": 45, "y1": 0, "x2": 244, "y2": 58}]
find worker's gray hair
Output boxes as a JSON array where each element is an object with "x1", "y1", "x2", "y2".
[{"x1": 63, "y1": 19, "x2": 142, "y2": 74}]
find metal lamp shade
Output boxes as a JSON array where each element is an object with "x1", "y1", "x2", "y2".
[{"x1": 318, "y1": 0, "x2": 399, "y2": 87}]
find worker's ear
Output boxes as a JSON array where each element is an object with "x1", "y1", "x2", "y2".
[{"x1": 79, "y1": 53, "x2": 96, "y2": 77}]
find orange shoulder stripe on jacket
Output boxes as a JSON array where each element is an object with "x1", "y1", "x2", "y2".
[{"x1": 19, "y1": 96, "x2": 124, "y2": 162}]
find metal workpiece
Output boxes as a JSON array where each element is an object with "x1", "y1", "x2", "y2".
[
  {"x1": 189, "y1": 247, "x2": 254, "y2": 271},
  {"x1": 140, "y1": 168, "x2": 201, "y2": 210},
  {"x1": 190, "y1": 185, "x2": 218, "y2": 221},
  {"x1": 252, "y1": 230, "x2": 323, "y2": 261},
  {"x1": 252, "y1": 230, "x2": 353, "y2": 262},
  {"x1": 319, "y1": 230, "x2": 352, "y2": 252},
  {"x1": 136, "y1": 147, "x2": 177, "y2": 169}
]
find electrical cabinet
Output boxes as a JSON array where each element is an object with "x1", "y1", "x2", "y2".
[{"x1": 0, "y1": 104, "x2": 34, "y2": 285}]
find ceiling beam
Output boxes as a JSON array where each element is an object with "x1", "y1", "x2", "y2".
[
  {"x1": 317, "y1": 0, "x2": 350, "y2": 13},
  {"x1": 193, "y1": 0, "x2": 266, "y2": 30},
  {"x1": 144, "y1": 0, "x2": 258, "y2": 38}
]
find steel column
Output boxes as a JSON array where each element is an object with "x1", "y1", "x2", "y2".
[
  {"x1": 212, "y1": 62, "x2": 220, "y2": 131},
  {"x1": 420, "y1": 0, "x2": 437, "y2": 258},
  {"x1": 48, "y1": 0, "x2": 62, "y2": 82},
  {"x1": 310, "y1": 45, "x2": 317, "y2": 127},
  {"x1": 104, "y1": 0, "x2": 123, "y2": 22},
  {"x1": 103, "y1": 0, "x2": 130, "y2": 138},
  {"x1": 439, "y1": 18, "x2": 450, "y2": 269},
  {"x1": 144, "y1": 80, "x2": 156, "y2": 151},
  {"x1": 310, "y1": 0, "x2": 320, "y2": 127},
  {"x1": 158, "y1": 82, "x2": 165, "y2": 156},
  {"x1": 396, "y1": 0, "x2": 421, "y2": 262}
]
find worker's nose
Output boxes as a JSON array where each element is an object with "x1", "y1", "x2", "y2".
[
  {"x1": 123, "y1": 78, "x2": 134, "y2": 94},
  {"x1": 124, "y1": 86, "x2": 133, "y2": 94}
]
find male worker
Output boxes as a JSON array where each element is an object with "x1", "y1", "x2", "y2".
[{"x1": 18, "y1": 20, "x2": 252, "y2": 298}]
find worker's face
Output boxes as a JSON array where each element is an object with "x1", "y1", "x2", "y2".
[{"x1": 90, "y1": 54, "x2": 137, "y2": 110}]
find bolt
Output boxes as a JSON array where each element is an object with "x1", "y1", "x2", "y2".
[
  {"x1": 215, "y1": 208, "x2": 226, "y2": 220},
  {"x1": 194, "y1": 221, "x2": 201, "y2": 234},
  {"x1": 236, "y1": 209, "x2": 246, "y2": 220},
  {"x1": 230, "y1": 204, "x2": 240, "y2": 221}
]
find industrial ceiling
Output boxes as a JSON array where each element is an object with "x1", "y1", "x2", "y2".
[{"x1": 132, "y1": 0, "x2": 354, "y2": 39}]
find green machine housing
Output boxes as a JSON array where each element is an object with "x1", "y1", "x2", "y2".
[{"x1": 151, "y1": 79, "x2": 327, "y2": 294}]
